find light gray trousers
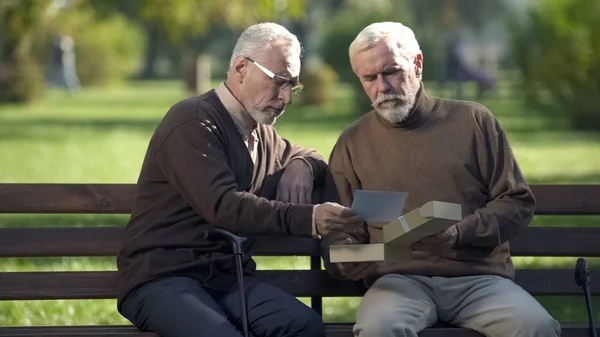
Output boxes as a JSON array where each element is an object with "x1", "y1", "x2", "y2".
[{"x1": 353, "y1": 274, "x2": 561, "y2": 337}]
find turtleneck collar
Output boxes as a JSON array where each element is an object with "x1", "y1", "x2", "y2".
[{"x1": 373, "y1": 82, "x2": 436, "y2": 130}]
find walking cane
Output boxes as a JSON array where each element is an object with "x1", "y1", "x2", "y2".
[
  {"x1": 575, "y1": 257, "x2": 597, "y2": 337},
  {"x1": 206, "y1": 228, "x2": 250, "y2": 337}
]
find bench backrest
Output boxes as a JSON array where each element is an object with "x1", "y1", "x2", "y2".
[{"x1": 1, "y1": 183, "x2": 600, "y2": 315}]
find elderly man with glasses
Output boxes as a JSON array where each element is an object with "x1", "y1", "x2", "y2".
[{"x1": 115, "y1": 22, "x2": 365, "y2": 337}]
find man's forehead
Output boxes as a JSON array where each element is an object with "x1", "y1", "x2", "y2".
[
  {"x1": 256, "y1": 49, "x2": 300, "y2": 78},
  {"x1": 281, "y1": 56, "x2": 300, "y2": 77},
  {"x1": 353, "y1": 42, "x2": 410, "y2": 75},
  {"x1": 279, "y1": 56, "x2": 301, "y2": 79}
]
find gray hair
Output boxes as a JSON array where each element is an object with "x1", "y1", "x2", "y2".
[
  {"x1": 229, "y1": 23, "x2": 302, "y2": 67},
  {"x1": 349, "y1": 22, "x2": 421, "y2": 63}
]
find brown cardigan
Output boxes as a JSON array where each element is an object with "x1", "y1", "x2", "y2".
[{"x1": 116, "y1": 90, "x2": 327, "y2": 309}]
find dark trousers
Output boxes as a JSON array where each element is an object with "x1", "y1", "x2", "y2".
[{"x1": 120, "y1": 275, "x2": 325, "y2": 337}]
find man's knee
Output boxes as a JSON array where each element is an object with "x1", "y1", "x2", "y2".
[
  {"x1": 120, "y1": 277, "x2": 242, "y2": 337},
  {"x1": 480, "y1": 304, "x2": 561, "y2": 337},
  {"x1": 284, "y1": 307, "x2": 325, "y2": 337},
  {"x1": 510, "y1": 311, "x2": 561, "y2": 337},
  {"x1": 354, "y1": 313, "x2": 420, "y2": 337}
]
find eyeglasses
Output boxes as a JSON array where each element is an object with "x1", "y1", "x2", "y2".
[{"x1": 245, "y1": 57, "x2": 304, "y2": 95}]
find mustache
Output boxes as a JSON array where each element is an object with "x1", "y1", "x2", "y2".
[
  {"x1": 267, "y1": 105, "x2": 285, "y2": 111},
  {"x1": 373, "y1": 94, "x2": 403, "y2": 106}
]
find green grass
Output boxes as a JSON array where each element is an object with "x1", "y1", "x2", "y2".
[{"x1": 1, "y1": 79, "x2": 599, "y2": 326}]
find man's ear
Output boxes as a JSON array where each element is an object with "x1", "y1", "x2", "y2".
[
  {"x1": 414, "y1": 53, "x2": 424, "y2": 79},
  {"x1": 232, "y1": 56, "x2": 247, "y2": 83}
]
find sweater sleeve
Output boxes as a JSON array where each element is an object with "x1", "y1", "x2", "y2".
[
  {"x1": 456, "y1": 115, "x2": 536, "y2": 247},
  {"x1": 270, "y1": 127, "x2": 328, "y2": 185},
  {"x1": 326, "y1": 138, "x2": 362, "y2": 208},
  {"x1": 320, "y1": 137, "x2": 370, "y2": 278},
  {"x1": 155, "y1": 118, "x2": 314, "y2": 237}
]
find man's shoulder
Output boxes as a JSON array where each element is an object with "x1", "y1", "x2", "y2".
[
  {"x1": 156, "y1": 91, "x2": 222, "y2": 131},
  {"x1": 165, "y1": 90, "x2": 220, "y2": 121},
  {"x1": 337, "y1": 111, "x2": 378, "y2": 142},
  {"x1": 151, "y1": 90, "x2": 223, "y2": 146},
  {"x1": 436, "y1": 96, "x2": 495, "y2": 120},
  {"x1": 433, "y1": 96, "x2": 504, "y2": 137}
]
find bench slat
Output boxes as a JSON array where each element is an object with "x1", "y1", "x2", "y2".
[
  {"x1": 0, "y1": 269, "x2": 597, "y2": 300},
  {"x1": 0, "y1": 325, "x2": 155, "y2": 337},
  {"x1": 328, "y1": 324, "x2": 600, "y2": 337},
  {"x1": 0, "y1": 326, "x2": 153, "y2": 335},
  {"x1": 509, "y1": 227, "x2": 600, "y2": 257},
  {"x1": 0, "y1": 324, "x2": 597, "y2": 337},
  {"x1": 0, "y1": 325, "x2": 482, "y2": 337},
  {"x1": 532, "y1": 184, "x2": 600, "y2": 215},
  {"x1": 0, "y1": 184, "x2": 134, "y2": 214},
  {"x1": 1, "y1": 184, "x2": 599, "y2": 215},
  {"x1": 1, "y1": 227, "x2": 599, "y2": 258},
  {"x1": 0, "y1": 227, "x2": 320, "y2": 257},
  {"x1": 327, "y1": 325, "x2": 600, "y2": 337}
]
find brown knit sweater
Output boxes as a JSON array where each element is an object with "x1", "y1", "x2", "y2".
[
  {"x1": 116, "y1": 90, "x2": 327, "y2": 309},
  {"x1": 322, "y1": 85, "x2": 535, "y2": 286}
]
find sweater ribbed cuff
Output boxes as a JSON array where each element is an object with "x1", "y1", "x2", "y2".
[{"x1": 289, "y1": 203, "x2": 317, "y2": 237}]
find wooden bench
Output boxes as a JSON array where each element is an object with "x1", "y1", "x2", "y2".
[{"x1": 0, "y1": 183, "x2": 599, "y2": 336}]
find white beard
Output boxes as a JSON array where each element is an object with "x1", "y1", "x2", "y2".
[
  {"x1": 240, "y1": 95, "x2": 281, "y2": 126},
  {"x1": 376, "y1": 95, "x2": 416, "y2": 124},
  {"x1": 247, "y1": 107, "x2": 277, "y2": 125},
  {"x1": 373, "y1": 82, "x2": 420, "y2": 124}
]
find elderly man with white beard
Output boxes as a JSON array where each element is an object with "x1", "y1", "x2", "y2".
[{"x1": 320, "y1": 22, "x2": 561, "y2": 337}]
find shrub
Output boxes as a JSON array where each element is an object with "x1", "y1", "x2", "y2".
[
  {"x1": 53, "y1": 7, "x2": 145, "y2": 87},
  {"x1": 0, "y1": 49, "x2": 45, "y2": 103},
  {"x1": 299, "y1": 60, "x2": 339, "y2": 107},
  {"x1": 0, "y1": 0, "x2": 51, "y2": 103},
  {"x1": 508, "y1": 0, "x2": 600, "y2": 129}
]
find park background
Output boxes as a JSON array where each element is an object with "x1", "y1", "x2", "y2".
[{"x1": 1, "y1": 0, "x2": 599, "y2": 327}]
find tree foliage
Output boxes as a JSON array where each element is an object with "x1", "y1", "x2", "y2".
[
  {"x1": 509, "y1": 0, "x2": 600, "y2": 130},
  {"x1": 51, "y1": 4, "x2": 146, "y2": 86},
  {"x1": 0, "y1": 0, "x2": 53, "y2": 102},
  {"x1": 90, "y1": 0, "x2": 305, "y2": 44},
  {"x1": 0, "y1": 0, "x2": 53, "y2": 58},
  {"x1": 407, "y1": 0, "x2": 507, "y2": 32},
  {"x1": 0, "y1": 0, "x2": 306, "y2": 103}
]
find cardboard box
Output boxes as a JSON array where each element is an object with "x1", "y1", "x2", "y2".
[
  {"x1": 383, "y1": 201, "x2": 462, "y2": 245},
  {"x1": 329, "y1": 200, "x2": 462, "y2": 263},
  {"x1": 329, "y1": 243, "x2": 411, "y2": 263}
]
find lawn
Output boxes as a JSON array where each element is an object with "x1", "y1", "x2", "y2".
[{"x1": 1, "y1": 79, "x2": 599, "y2": 326}]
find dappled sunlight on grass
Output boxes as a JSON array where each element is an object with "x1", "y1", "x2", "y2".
[
  {"x1": 530, "y1": 216, "x2": 600, "y2": 227},
  {"x1": 0, "y1": 257, "x2": 117, "y2": 272},
  {"x1": 0, "y1": 300, "x2": 130, "y2": 326},
  {"x1": 254, "y1": 256, "x2": 309, "y2": 270},
  {"x1": 1, "y1": 80, "x2": 598, "y2": 184},
  {"x1": 513, "y1": 256, "x2": 600, "y2": 269},
  {"x1": 323, "y1": 297, "x2": 361, "y2": 323},
  {"x1": 0, "y1": 214, "x2": 129, "y2": 228}
]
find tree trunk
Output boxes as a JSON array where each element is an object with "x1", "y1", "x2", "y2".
[{"x1": 140, "y1": 23, "x2": 159, "y2": 79}]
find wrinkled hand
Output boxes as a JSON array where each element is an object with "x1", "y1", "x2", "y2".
[
  {"x1": 314, "y1": 202, "x2": 364, "y2": 237},
  {"x1": 334, "y1": 237, "x2": 376, "y2": 281},
  {"x1": 276, "y1": 159, "x2": 313, "y2": 203},
  {"x1": 411, "y1": 225, "x2": 459, "y2": 252}
]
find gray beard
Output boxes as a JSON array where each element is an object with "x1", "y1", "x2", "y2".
[
  {"x1": 247, "y1": 108, "x2": 277, "y2": 125},
  {"x1": 375, "y1": 93, "x2": 416, "y2": 124}
]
